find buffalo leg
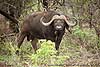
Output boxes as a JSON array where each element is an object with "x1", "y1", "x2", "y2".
[
  {"x1": 55, "y1": 38, "x2": 61, "y2": 50},
  {"x1": 17, "y1": 33, "x2": 26, "y2": 48},
  {"x1": 16, "y1": 32, "x2": 26, "y2": 55},
  {"x1": 31, "y1": 38, "x2": 38, "y2": 53},
  {"x1": 55, "y1": 39, "x2": 61, "y2": 55},
  {"x1": 55, "y1": 33, "x2": 63, "y2": 50},
  {"x1": 55, "y1": 35, "x2": 62, "y2": 55},
  {"x1": 55, "y1": 31, "x2": 64, "y2": 55}
]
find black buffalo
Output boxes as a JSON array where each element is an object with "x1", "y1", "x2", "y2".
[{"x1": 17, "y1": 11, "x2": 77, "y2": 53}]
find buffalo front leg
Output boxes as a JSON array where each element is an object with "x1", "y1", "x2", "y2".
[
  {"x1": 55, "y1": 35, "x2": 62, "y2": 55},
  {"x1": 55, "y1": 34, "x2": 63, "y2": 50},
  {"x1": 55, "y1": 40, "x2": 61, "y2": 55},
  {"x1": 55, "y1": 31, "x2": 64, "y2": 55},
  {"x1": 31, "y1": 38, "x2": 38, "y2": 53},
  {"x1": 55, "y1": 39, "x2": 61, "y2": 51}
]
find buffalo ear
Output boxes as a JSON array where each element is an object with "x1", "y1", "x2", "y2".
[
  {"x1": 65, "y1": 23, "x2": 72, "y2": 33},
  {"x1": 65, "y1": 22, "x2": 69, "y2": 29}
]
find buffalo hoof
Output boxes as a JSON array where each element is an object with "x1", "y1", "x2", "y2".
[
  {"x1": 15, "y1": 50, "x2": 20, "y2": 56},
  {"x1": 56, "y1": 51, "x2": 59, "y2": 56}
]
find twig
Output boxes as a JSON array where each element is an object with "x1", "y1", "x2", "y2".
[
  {"x1": 0, "y1": 33, "x2": 15, "y2": 38},
  {"x1": 0, "y1": 9, "x2": 19, "y2": 24}
]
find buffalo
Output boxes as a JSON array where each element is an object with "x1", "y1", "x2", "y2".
[{"x1": 17, "y1": 10, "x2": 77, "y2": 53}]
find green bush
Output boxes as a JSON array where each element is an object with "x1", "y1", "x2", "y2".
[
  {"x1": 29, "y1": 40, "x2": 69, "y2": 66},
  {"x1": 30, "y1": 40, "x2": 56, "y2": 64}
]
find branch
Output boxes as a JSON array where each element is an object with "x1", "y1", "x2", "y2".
[
  {"x1": 0, "y1": 33, "x2": 15, "y2": 38},
  {"x1": 55, "y1": 0, "x2": 63, "y2": 6},
  {"x1": 4, "y1": 2, "x2": 16, "y2": 9},
  {"x1": 0, "y1": 9, "x2": 19, "y2": 24}
]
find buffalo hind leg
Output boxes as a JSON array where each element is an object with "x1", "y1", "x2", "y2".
[
  {"x1": 31, "y1": 38, "x2": 38, "y2": 53},
  {"x1": 16, "y1": 32, "x2": 26, "y2": 55},
  {"x1": 17, "y1": 33, "x2": 26, "y2": 48}
]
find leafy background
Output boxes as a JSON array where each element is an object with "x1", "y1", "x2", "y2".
[{"x1": 0, "y1": 0, "x2": 100, "y2": 67}]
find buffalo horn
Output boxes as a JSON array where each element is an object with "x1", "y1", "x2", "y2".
[
  {"x1": 40, "y1": 15, "x2": 60, "y2": 26},
  {"x1": 60, "y1": 15, "x2": 77, "y2": 26},
  {"x1": 40, "y1": 15, "x2": 77, "y2": 26}
]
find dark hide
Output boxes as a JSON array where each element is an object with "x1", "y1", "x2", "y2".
[{"x1": 17, "y1": 11, "x2": 70, "y2": 53}]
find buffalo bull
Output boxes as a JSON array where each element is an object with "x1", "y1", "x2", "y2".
[{"x1": 17, "y1": 11, "x2": 77, "y2": 53}]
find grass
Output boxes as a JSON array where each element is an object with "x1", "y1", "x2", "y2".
[{"x1": 0, "y1": 26, "x2": 100, "y2": 67}]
